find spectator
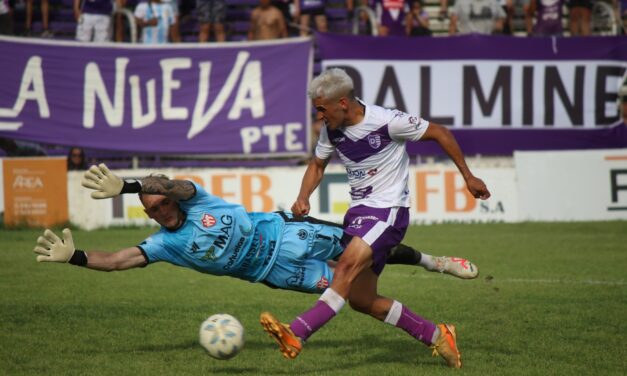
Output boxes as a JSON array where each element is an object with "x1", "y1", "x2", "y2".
[
  {"x1": 0, "y1": 0, "x2": 12, "y2": 35},
  {"x1": 405, "y1": 0, "x2": 431, "y2": 36},
  {"x1": 67, "y1": 147, "x2": 88, "y2": 171},
  {"x1": 134, "y1": 0, "x2": 176, "y2": 44},
  {"x1": 0, "y1": 138, "x2": 47, "y2": 157},
  {"x1": 294, "y1": 0, "x2": 328, "y2": 36},
  {"x1": 248, "y1": 0, "x2": 288, "y2": 40},
  {"x1": 162, "y1": 0, "x2": 181, "y2": 42},
  {"x1": 526, "y1": 0, "x2": 565, "y2": 36},
  {"x1": 621, "y1": 80, "x2": 627, "y2": 124},
  {"x1": 348, "y1": 0, "x2": 377, "y2": 35},
  {"x1": 114, "y1": 0, "x2": 125, "y2": 42},
  {"x1": 272, "y1": 0, "x2": 293, "y2": 25},
  {"x1": 373, "y1": 0, "x2": 409, "y2": 36},
  {"x1": 449, "y1": 0, "x2": 506, "y2": 35},
  {"x1": 616, "y1": 0, "x2": 626, "y2": 33},
  {"x1": 74, "y1": 0, "x2": 113, "y2": 42},
  {"x1": 500, "y1": 0, "x2": 514, "y2": 34},
  {"x1": 196, "y1": 0, "x2": 226, "y2": 42},
  {"x1": 568, "y1": 0, "x2": 592, "y2": 35},
  {"x1": 24, "y1": 0, "x2": 52, "y2": 37}
]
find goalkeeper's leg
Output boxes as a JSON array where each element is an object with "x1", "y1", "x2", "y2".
[{"x1": 387, "y1": 244, "x2": 479, "y2": 279}]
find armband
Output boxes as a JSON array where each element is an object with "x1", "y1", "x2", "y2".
[
  {"x1": 121, "y1": 179, "x2": 142, "y2": 194},
  {"x1": 69, "y1": 250, "x2": 88, "y2": 266}
]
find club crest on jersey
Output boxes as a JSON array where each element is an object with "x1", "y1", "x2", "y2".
[
  {"x1": 316, "y1": 276, "x2": 329, "y2": 290},
  {"x1": 368, "y1": 134, "x2": 381, "y2": 149},
  {"x1": 201, "y1": 214, "x2": 216, "y2": 227}
]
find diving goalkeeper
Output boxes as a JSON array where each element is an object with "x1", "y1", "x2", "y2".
[{"x1": 33, "y1": 164, "x2": 478, "y2": 293}]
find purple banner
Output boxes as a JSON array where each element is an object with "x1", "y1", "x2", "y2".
[
  {"x1": 317, "y1": 33, "x2": 627, "y2": 154},
  {"x1": 0, "y1": 36, "x2": 313, "y2": 157}
]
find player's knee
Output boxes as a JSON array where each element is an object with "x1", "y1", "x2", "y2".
[
  {"x1": 333, "y1": 260, "x2": 363, "y2": 283},
  {"x1": 348, "y1": 298, "x2": 373, "y2": 314}
]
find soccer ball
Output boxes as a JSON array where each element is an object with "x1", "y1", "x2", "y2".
[{"x1": 199, "y1": 313, "x2": 245, "y2": 360}]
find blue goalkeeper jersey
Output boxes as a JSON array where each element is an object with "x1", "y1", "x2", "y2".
[{"x1": 138, "y1": 183, "x2": 282, "y2": 283}]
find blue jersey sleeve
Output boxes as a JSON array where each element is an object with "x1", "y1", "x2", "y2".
[
  {"x1": 178, "y1": 183, "x2": 226, "y2": 212},
  {"x1": 137, "y1": 230, "x2": 168, "y2": 264}
]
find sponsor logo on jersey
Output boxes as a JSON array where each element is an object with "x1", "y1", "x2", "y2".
[
  {"x1": 349, "y1": 186, "x2": 373, "y2": 200},
  {"x1": 223, "y1": 237, "x2": 246, "y2": 270},
  {"x1": 239, "y1": 224, "x2": 253, "y2": 236},
  {"x1": 409, "y1": 116, "x2": 418, "y2": 124},
  {"x1": 201, "y1": 245, "x2": 218, "y2": 261},
  {"x1": 368, "y1": 134, "x2": 381, "y2": 149},
  {"x1": 201, "y1": 214, "x2": 216, "y2": 227},
  {"x1": 367, "y1": 168, "x2": 378, "y2": 176},
  {"x1": 347, "y1": 168, "x2": 366, "y2": 179},
  {"x1": 348, "y1": 215, "x2": 379, "y2": 229},
  {"x1": 331, "y1": 136, "x2": 345, "y2": 144},
  {"x1": 297, "y1": 229, "x2": 308, "y2": 240},
  {"x1": 286, "y1": 265, "x2": 306, "y2": 288}
]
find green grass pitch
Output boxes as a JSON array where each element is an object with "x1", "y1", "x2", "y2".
[{"x1": 1, "y1": 222, "x2": 626, "y2": 375}]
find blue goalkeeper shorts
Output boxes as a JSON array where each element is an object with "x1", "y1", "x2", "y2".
[{"x1": 262, "y1": 213, "x2": 344, "y2": 294}]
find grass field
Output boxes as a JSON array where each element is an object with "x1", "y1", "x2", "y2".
[{"x1": 1, "y1": 222, "x2": 626, "y2": 375}]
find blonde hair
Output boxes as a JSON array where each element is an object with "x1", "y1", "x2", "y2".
[{"x1": 308, "y1": 68, "x2": 355, "y2": 100}]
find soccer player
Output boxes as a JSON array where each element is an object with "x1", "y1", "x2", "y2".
[
  {"x1": 259, "y1": 68, "x2": 491, "y2": 368},
  {"x1": 33, "y1": 164, "x2": 478, "y2": 295}
]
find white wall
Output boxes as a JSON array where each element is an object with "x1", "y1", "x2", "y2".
[{"x1": 515, "y1": 149, "x2": 627, "y2": 221}]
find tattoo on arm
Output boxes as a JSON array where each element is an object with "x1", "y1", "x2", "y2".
[{"x1": 140, "y1": 177, "x2": 195, "y2": 201}]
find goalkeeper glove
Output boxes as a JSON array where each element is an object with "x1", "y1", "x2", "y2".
[
  {"x1": 33, "y1": 228, "x2": 76, "y2": 263},
  {"x1": 81, "y1": 163, "x2": 141, "y2": 199}
]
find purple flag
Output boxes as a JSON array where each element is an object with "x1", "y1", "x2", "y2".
[{"x1": 0, "y1": 36, "x2": 313, "y2": 157}]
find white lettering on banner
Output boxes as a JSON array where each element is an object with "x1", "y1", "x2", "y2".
[
  {"x1": 0, "y1": 56, "x2": 50, "y2": 130},
  {"x1": 240, "y1": 123, "x2": 303, "y2": 154},
  {"x1": 13, "y1": 175, "x2": 44, "y2": 189},
  {"x1": 83, "y1": 57, "x2": 129, "y2": 128},
  {"x1": 161, "y1": 58, "x2": 191, "y2": 120},
  {"x1": 79, "y1": 52, "x2": 270, "y2": 138},
  {"x1": 228, "y1": 61, "x2": 265, "y2": 120},
  {"x1": 129, "y1": 76, "x2": 156, "y2": 129},
  {"x1": 189, "y1": 51, "x2": 249, "y2": 139},
  {"x1": 324, "y1": 60, "x2": 626, "y2": 127}
]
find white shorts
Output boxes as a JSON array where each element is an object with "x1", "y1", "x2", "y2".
[{"x1": 76, "y1": 13, "x2": 112, "y2": 42}]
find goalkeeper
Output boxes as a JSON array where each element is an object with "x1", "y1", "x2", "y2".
[{"x1": 32, "y1": 164, "x2": 478, "y2": 294}]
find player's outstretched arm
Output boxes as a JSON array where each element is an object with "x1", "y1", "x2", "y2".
[
  {"x1": 420, "y1": 123, "x2": 491, "y2": 200},
  {"x1": 292, "y1": 156, "x2": 328, "y2": 216},
  {"x1": 33, "y1": 228, "x2": 147, "y2": 271},
  {"x1": 81, "y1": 163, "x2": 195, "y2": 201}
]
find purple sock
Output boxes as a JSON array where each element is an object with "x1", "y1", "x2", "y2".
[
  {"x1": 395, "y1": 305, "x2": 437, "y2": 346},
  {"x1": 289, "y1": 300, "x2": 336, "y2": 341}
]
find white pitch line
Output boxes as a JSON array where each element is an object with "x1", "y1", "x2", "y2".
[{"x1": 402, "y1": 273, "x2": 627, "y2": 286}]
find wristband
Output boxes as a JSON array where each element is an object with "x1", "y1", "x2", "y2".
[
  {"x1": 121, "y1": 179, "x2": 142, "y2": 194},
  {"x1": 69, "y1": 250, "x2": 88, "y2": 266}
]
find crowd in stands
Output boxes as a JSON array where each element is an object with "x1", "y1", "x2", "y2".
[
  {"x1": 0, "y1": 0, "x2": 625, "y2": 42},
  {"x1": 1, "y1": 0, "x2": 625, "y2": 168}
]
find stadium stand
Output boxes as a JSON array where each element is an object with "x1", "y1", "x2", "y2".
[
  {"x1": 9, "y1": 0, "x2": 624, "y2": 41},
  {"x1": 4, "y1": 0, "x2": 625, "y2": 169}
]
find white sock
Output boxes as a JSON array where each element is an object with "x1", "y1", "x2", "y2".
[
  {"x1": 419, "y1": 252, "x2": 437, "y2": 270},
  {"x1": 383, "y1": 300, "x2": 403, "y2": 326},
  {"x1": 320, "y1": 288, "x2": 346, "y2": 313},
  {"x1": 431, "y1": 326, "x2": 441, "y2": 344}
]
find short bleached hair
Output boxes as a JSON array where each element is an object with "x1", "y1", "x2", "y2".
[{"x1": 308, "y1": 68, "x2": 354, "y2": 100}]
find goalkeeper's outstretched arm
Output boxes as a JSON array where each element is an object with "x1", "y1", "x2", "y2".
[
  {"x1": 33, "y1": 228, "x2": 147, "y2": 271},
  {"x1": 81, "y1": 163, "x2": 195, "y2": 202}
]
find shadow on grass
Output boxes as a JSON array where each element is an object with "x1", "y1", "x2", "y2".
[{"x1": 122, "y1": 333, "x2": 441, "y2": 374}]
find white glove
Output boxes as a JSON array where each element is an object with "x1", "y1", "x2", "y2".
[
  {"x1": 81, "y1": 163, "x2": 123, "y2": 199},
  {"x1": 33, "y1": 228, "x2": 76, "y2": 263}
]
